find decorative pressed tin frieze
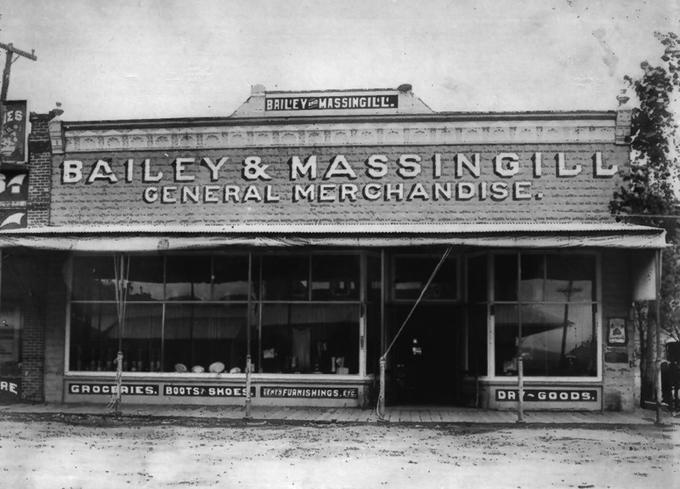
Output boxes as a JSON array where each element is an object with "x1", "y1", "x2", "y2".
[{"x1": 63, "y1": 119, "x2": 618, "y2": 153}]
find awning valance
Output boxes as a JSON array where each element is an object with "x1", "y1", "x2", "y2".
[{"x1": 0, "y1": 223, "x2": 666, "y2": 252}]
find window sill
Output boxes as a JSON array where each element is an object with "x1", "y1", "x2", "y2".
[
  {"x1": 64, "y1": 371, "x2": 374, "y2": 383},
  {"x1": 471, "y1": 376, "x2": 602, "y2": 384}
]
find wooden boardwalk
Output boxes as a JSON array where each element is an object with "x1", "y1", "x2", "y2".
[{"x1": 1, "y1": 402, "x2": 677, "y2": 425}]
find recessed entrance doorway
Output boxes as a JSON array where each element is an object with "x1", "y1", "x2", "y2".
[{"x1": 386, "y1": 304, "x2": 467, "y2": 405}]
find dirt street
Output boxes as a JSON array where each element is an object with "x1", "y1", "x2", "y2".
[{"x1": 0, "y1": 416, "x2": 677, "y2": 488}]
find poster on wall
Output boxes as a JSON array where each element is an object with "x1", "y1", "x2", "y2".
[
  {"x1": 607, "y1": 318, "x2": 627, "y2": 345},
  {"x1": 0, "y1": 101, "x2": 27, "y2": 164}
]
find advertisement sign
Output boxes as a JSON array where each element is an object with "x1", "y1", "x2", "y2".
[
  {"x1": 67, "y1": 383, "x2": 159, "y2": 396},
  {"x1": 607, "y1": 318, "x2": 627, "y2": 345},
  {"x1": 163, "y1": 384, "x2": 255, "y2": 397},
  {"x1": 0, "y1": 101, "x2": 27, "y2": 164},
  {"x1": 0, "y1": 378, "x2": 21, "y2": 403},
  {"x1": 52, "y1": 146, "x2": 622, "y2": 227},
  {"x1": 260, "y1": 386, "x2": 358, "y2": 399},
  {"x1": 265, "y1": 95, "x2": 398, "y2": 111},
  {"x1": 0, "y1": 169, "x2": 28, "y2": 230},
  {"x1": 495, "y1": 389, "x2": 598, "y2": 402}
]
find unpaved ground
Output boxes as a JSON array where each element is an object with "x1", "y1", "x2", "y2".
[{"x1": 0, "y1": 416, "x2": 677, "y2": 488}]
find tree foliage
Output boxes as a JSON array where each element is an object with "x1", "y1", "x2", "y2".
[
  {"x1": 610, "y1": 32, "x2": 680, "y2": 240},
  {"x1": 610, "y1": 32, "x2": 680, "y2": 403}
]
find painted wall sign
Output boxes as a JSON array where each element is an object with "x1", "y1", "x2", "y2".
[
  {"x1": 0, "y1": 101, "x2": 27, "y2": 164},
  {"x1": 265, "y1": 95, "x2": 398, "y2": 111},
  {"x1": 163, "y1": 385, "x2": 255, "y2": 397},
  {"x1": 52, "y1": 145, "x2": 624, "y2": 227},
  {"x1": 0, "y1": 378, "x2": 21, "y2": 403},
  {"x1": 67, "y1": 383, "x2": 159, "y2": 395},
  {"x1": 0, "y1": 210, "x2": 26, "y2": 230},
  {"x1": 495, "y1": 389, "x2": 598, "y2": 402},
  {"x1": 0, "y1": 169, "x2": 28, "y2": 229},
  {"x1": 260, "y1": 386, "x2": 358, "y2": 399}
]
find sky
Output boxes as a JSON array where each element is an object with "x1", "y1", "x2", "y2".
[{"x1": 0, "y1": 0, "x2": 678, "y2": 121}]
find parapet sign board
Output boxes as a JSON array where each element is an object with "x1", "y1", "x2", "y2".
[
  {"x1": 0, "y1": 101, "x2": 27, "y2": 164},
  {"x1": 52, "y1": 145, "x2": 627, "y2": 227}
]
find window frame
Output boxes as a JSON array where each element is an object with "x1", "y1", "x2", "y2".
[
  {"x1": 64, "y1": 250, "x2": 368, "y2": 379},
  {"x1": 389, "y1": 252, "x2": 461, "y2": 303},
  {"x1": 486, "y1": 250, "x2": 602, "y2": 383}
]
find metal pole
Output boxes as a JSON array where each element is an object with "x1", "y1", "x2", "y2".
[{"x1": 517, "y1": 353, "x2": 525, "y2": 423}]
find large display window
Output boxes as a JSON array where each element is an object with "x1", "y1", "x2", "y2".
[
  {"x1": 492, "y1": 253, "x2": 598, "y2": 378},
  {"x1": 67, "y1": 252, "x2": 363, "y2": 376}
]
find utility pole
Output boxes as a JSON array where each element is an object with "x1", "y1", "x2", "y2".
[{"x1": 0, "y1": 42, "x2": 37, "y2": 101}]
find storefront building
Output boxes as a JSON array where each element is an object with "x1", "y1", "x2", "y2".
[{"x1": 0, "y1": 85, "x2": 666, "y2": 410}]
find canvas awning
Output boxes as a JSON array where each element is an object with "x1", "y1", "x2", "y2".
[{"x1": 0, "y1": 222, "x2": 666, "y2": 251}]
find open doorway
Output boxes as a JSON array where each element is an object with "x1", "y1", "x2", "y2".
[{"x1": 387, "y1": 303, "x2": 465, "y2": 405}]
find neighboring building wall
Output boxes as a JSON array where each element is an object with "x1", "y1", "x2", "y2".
[
  {"x1": 602, "y1": 250, "x2": 636, "y2": 411},
  {"x1": 17, "y1": 254, "x2": 47, "y2": 401},
  {"x1": 27, "y1": 113, "x2": 52, "y2": 227},
  {"x1": 17, "y1": 112, "x2": 58, "y2": 401},
  {"x1": 43, "y1": 255, "x2": 67, "y2": 403}
]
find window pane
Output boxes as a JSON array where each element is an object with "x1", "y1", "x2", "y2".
[
  {"x1": 213, "y1": 255, "x2": 250, "y2": 301},
  {"x1": 311, "y1": 255, "x2": 359, "y2": 300},
  {"x1": 393, "y1": 255, "x2": 458, "y2": 300},
  {"x1": 261, "y1": 255, "x2": 309, "y2": 300},
  {"x1": 69, "y1": 303, "x2": 119, "y2": 371},
  {"x1": 467, "y1": 255, "x2": 487, "y2": 302},
  {"x1": 128, "y1": 256, "x2": 164, "y2": 301},
  {"x1": 367, "y1": 254, "x2": 382, "y2": 303},
  {"x1": 122, "y1": 304, "x2": 162, "y2": 372},
  {"x1": 519, "y1": 255, "x2": 544, "y2": 302},
  {"x1": 520, "y1": 304, "x2": 596, "y2": 376},
  {"x1": 72, "y1": 256, "x2": 116, "y2": 301},
  {"x1": 166, "y1": 256, "x2": 211, "y2": 301},
  {"x1": 260, "y1": 304, "x2": 359, "y2": 374},
  {"x1": 164, "y1": 304, "x2": 248, "y2": 373},
  {"x1": 494, "y1": 304, "x2": 519, "y2": 375},
  {"x1": 467, "y1": 305, "x2": 487, "y2": 376},
  {"x1": 545, "y1": 255, "x2": 595, "y2": 302},
  {"x1": 0, "y1": 308, "x2": 22, "y2": 376},
  {"x1": 494, "y1": 254, "x2": 517, "y2": 301},
  {"x1": 366, "y1": 255, "x2": 382, "y2": 374}
]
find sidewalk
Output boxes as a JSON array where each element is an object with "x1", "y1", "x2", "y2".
[{"x1": 1, "y1": 402, "x2": 678, "y2": 426}]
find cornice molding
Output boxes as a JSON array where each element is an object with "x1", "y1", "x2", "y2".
[{"x1": 62, "y1": 119, "x2": 618, "y2": 153}]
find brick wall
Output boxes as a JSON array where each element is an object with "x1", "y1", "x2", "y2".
[
  {"x1": 15, "y1": 254, "x2": 48, "y2": 401},
  {"x1": 51, "y1": 143, "x2": 626, "y2": 226},
  {"x1": 601, "y1": 251, "x2": 637, "y2": 411},
  {"x1": 11, "y1": 113, "x2": 57, "y2": 401},
  {"x1": 43, "y1": 255, "x2": 67, "y2": 402},
  {"x1": 27, "y1": 113, "x2": 52, "y2": 227}
]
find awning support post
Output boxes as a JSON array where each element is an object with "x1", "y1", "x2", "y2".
[
  {"x1": 377, "y1": 356, "x2": 386, "y2": 420},
  {"x1": 110, "y1": 254, "x2": 129, "y2": 416},
  {"x1": 245, "y1": 354, "x2": 252, "y2": 420},
  {"x1": 244, "y1": 253, "x2": 253, "y2": 421},
  {"x1": 655, "y1": 249, "x2": 663, "y2": 425},
  {"x1": 516, "y1": 353, "x2": 525, "y2": 423}
]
